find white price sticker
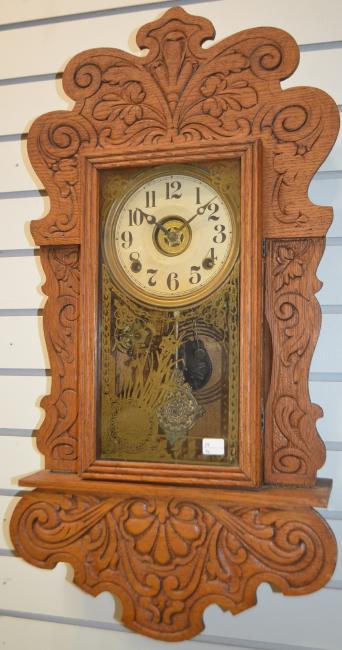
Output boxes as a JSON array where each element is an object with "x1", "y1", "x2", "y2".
[{"x1": 202, "y1": 438, "x2": 225, "y2": 455}]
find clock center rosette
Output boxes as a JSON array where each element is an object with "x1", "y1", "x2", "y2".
[{"x1": 153, "y1": 215, "x2": 192, "y2": 256}]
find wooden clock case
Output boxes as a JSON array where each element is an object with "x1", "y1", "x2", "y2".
[{"x1": 10, "y1": 7, "x2": 339, "y2": 642}]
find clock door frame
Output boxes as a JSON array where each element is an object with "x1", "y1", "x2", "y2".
[{"x1": 79, "y1": 141, "x2": 263, "y2": 487}]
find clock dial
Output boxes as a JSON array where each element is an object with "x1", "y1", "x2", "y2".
[
  {"x1": 103, "y1": 168, "x2": 238, "y2": 307},
  {"x1": 99, "y1": 160, "x2": 241, "y2": 468}
]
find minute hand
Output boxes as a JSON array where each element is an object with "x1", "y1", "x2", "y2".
[{"x1": 181, "y1": 195, "x2": 218, "y2": 229}]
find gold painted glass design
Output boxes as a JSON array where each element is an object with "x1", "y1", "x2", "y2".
[{"x1": 98, "y1": 160, "x2": 240, "y2": 465}]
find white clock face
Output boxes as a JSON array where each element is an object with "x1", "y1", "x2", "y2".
[{"x1": 103, "y1": 168, "x2": 238, "y2": 308}]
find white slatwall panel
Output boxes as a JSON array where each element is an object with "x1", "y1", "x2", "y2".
[
  {"x1": 0, "y1": 1, "x2": 341, "y2": 649},
  {"x1": 0, "y1": 197, "x2": 39, "y2": 250},
  {"x1": 1, "y1": 0, "x2": 342, "y2": 66},
  {"x1": 0, "y1": 438, "x2": 43, "y2": 489},
  {"x1": 0, "y1": 376, "x2": 48, "y2": 429},
  {"x1": 0, "y1": 2, "x2": 342, "y2": 81},
  {"x1": 0, "y1": 0, "x2": 177, "y2": 25},
  {"x1": 0, "y1": 316, "x2": 47, "y2": 368},
  {"x1": 1, "y1": 564, "x2": 342, "y2": 650},
  {"x1": 1, "y1": 618, "x2": 264, "y2": 650},
  {"x1": 0, "y1": 257, "x2": 44, "y2": 309},
  {"x1": 310, "y1": 382, "x2": 342, "y2": 442},
  {"x1": 309, "y1": 178, "x2": 342, "y2": 238},
  {"x1": 0, "y1": 79, "x2": 72, "y2": 136}
]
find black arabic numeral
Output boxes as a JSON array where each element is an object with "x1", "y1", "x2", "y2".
[
  {"x1": 145, "y1": 190, "x2": 156, "y2": 208},
  {"x1": 213, "y1": 224, "x2": 226, "y2": 243},
  {"x1": 129, "y1": 251, "x2": 141, "y2": 273},
  {"x1": 189, "y1": 266, "x2": 201, "y2": 284},
  {"x1": 203, "y1": 248, "x2": 217, "y2": 270},
  {"x1": 128, "y1": 208, "x2": 144, "y2": 226},
  {"x1": 121, "y1": 230, "x2": 133, "y2": 248},
  {"x1": 166, "y1": 180, "x2": 182, "y2": 200},
  {"x1": 147, "y1": 268, "x2": 158, "y2": 286},
  {"x1": 207, "y1": 203, "x2": 220, "y2": 221},
  {"x1": 167, "y1": 272, "x2": 179, "y2": 291}
]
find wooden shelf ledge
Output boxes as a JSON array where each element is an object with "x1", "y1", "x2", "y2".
[{"x1": 19, "y1": 470, "x2": 332, "y2": 509}]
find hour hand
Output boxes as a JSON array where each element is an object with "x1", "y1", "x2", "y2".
[{"x1": 141, "y1": 209, "x2": 175, "y2": 239}]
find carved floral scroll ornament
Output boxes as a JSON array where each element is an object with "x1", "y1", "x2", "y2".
[
  {"x1": 38, "y1": 246, "x2": 79, "y2": 470},
  {"x1": 265, "y1": 239, "x2": 326, "y2": 484},
  {"x1": 29, "y1": 7, "x2": 339, "y2": 242},
  {"x1": 11, "y1": 490, "x2": 336, "y2": 641}
]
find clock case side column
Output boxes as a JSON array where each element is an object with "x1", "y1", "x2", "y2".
[
  {"x1": 264, "y1": 237, "x2": 326, "y2": 486},
  {"x1": 37, "y1": 244, "x2": 80, "y2": 472}
]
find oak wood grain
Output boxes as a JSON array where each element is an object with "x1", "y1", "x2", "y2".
[{"x1": 10, "y1": 6, "x2": 339, "y2": 641}]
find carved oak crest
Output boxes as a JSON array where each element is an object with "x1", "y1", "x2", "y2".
[{"x1": 10, "y1": 7, "x2": 339, "y2": 641}]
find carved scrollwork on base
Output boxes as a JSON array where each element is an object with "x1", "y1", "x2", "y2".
[
  {"x1": 11, "y1": 488, "x2": 336, "y2": 642},
  {"x1": 265, "y1": 239, "x2": 326, "y2": 484}
]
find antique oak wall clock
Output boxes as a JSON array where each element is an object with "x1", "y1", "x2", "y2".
[{"x1": 10, "y1": 7, "x2": 339, "y2": 642}]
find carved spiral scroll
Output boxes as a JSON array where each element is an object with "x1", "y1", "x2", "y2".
[{"x1": 11, "y1": 489, "x2": 336, "y2": 641}]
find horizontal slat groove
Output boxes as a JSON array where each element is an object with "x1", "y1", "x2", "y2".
[
  {"x1": 0, "y1": 549, "x2": 16, "y2": 557},
  {"x1": 0, "y1": 608, "x2": 337, "y2": 650},
  {"x1": 317, "y1": 509, "x2": 342, "y2": 521},
  {"x1": 0, "y1": 369, "x2": 333, "y2": 380},
  {"x1": 0, "y1": 368, "x2": 50, "y2": 376},
  {"x1": 0, "y1": 73, "x2": 60, "y2": 87},
  {"x1": 320, "y1": 305, "x2": 342, "y2": 314},
  {"x1": 0, "y1": 428, "x2": 35, "y2": 437},
  {"x1": 310, "y1": 372, "x2": 342, "y2": 382},
  {"x1": 0, "y1": 190, "x2": 46, "y2": 199},
  {"x1": 326, "y1": 580, "x2": 342, "y2": 590},
  {"x1": 325, "y1": 442, "x2": 342, "y2": 451},
  {"x1": 0, "y1": 488, "x2": 31, "y2": 497},
  {"x1": 326, "y1": 237, "x2": 342, "y2": 246},
  {"x1": 299, "y1": 40, "x2": 342, "y2": 51},
  {"x1": 315, "y1": 170, "x2": 342, "y2": 179},
  {"x1": 0, "y1": 133, "x2": 26, "y2": 143},
  {"x1": 0, "y1": 249, "x2": 36, "y2": 257},
  {"x1": 0, "y1": 309, "x2": 43, "y2": 317}
]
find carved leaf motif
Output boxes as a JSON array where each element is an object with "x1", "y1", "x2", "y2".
[
  {"x1": 274, "y1": 245, "x2": 304, "y2": 291},
  {"x1": 201, "y1": 76, "x2": 257, "y2": 116},
  {"x1": 11, "y1": 491, "x2": 337, "y2": 641},
  {"x1": 93, "y1": 82, "x2": 146, "y2": 124}
]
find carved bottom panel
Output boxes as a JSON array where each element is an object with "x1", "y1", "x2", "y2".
[{"x1": 11, "y1": 488, "x2": 336, "y2": 641}]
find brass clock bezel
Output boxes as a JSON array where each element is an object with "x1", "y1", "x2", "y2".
[{"x1": 102, "y1": 164, "x2": 240, "y2": 309}]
